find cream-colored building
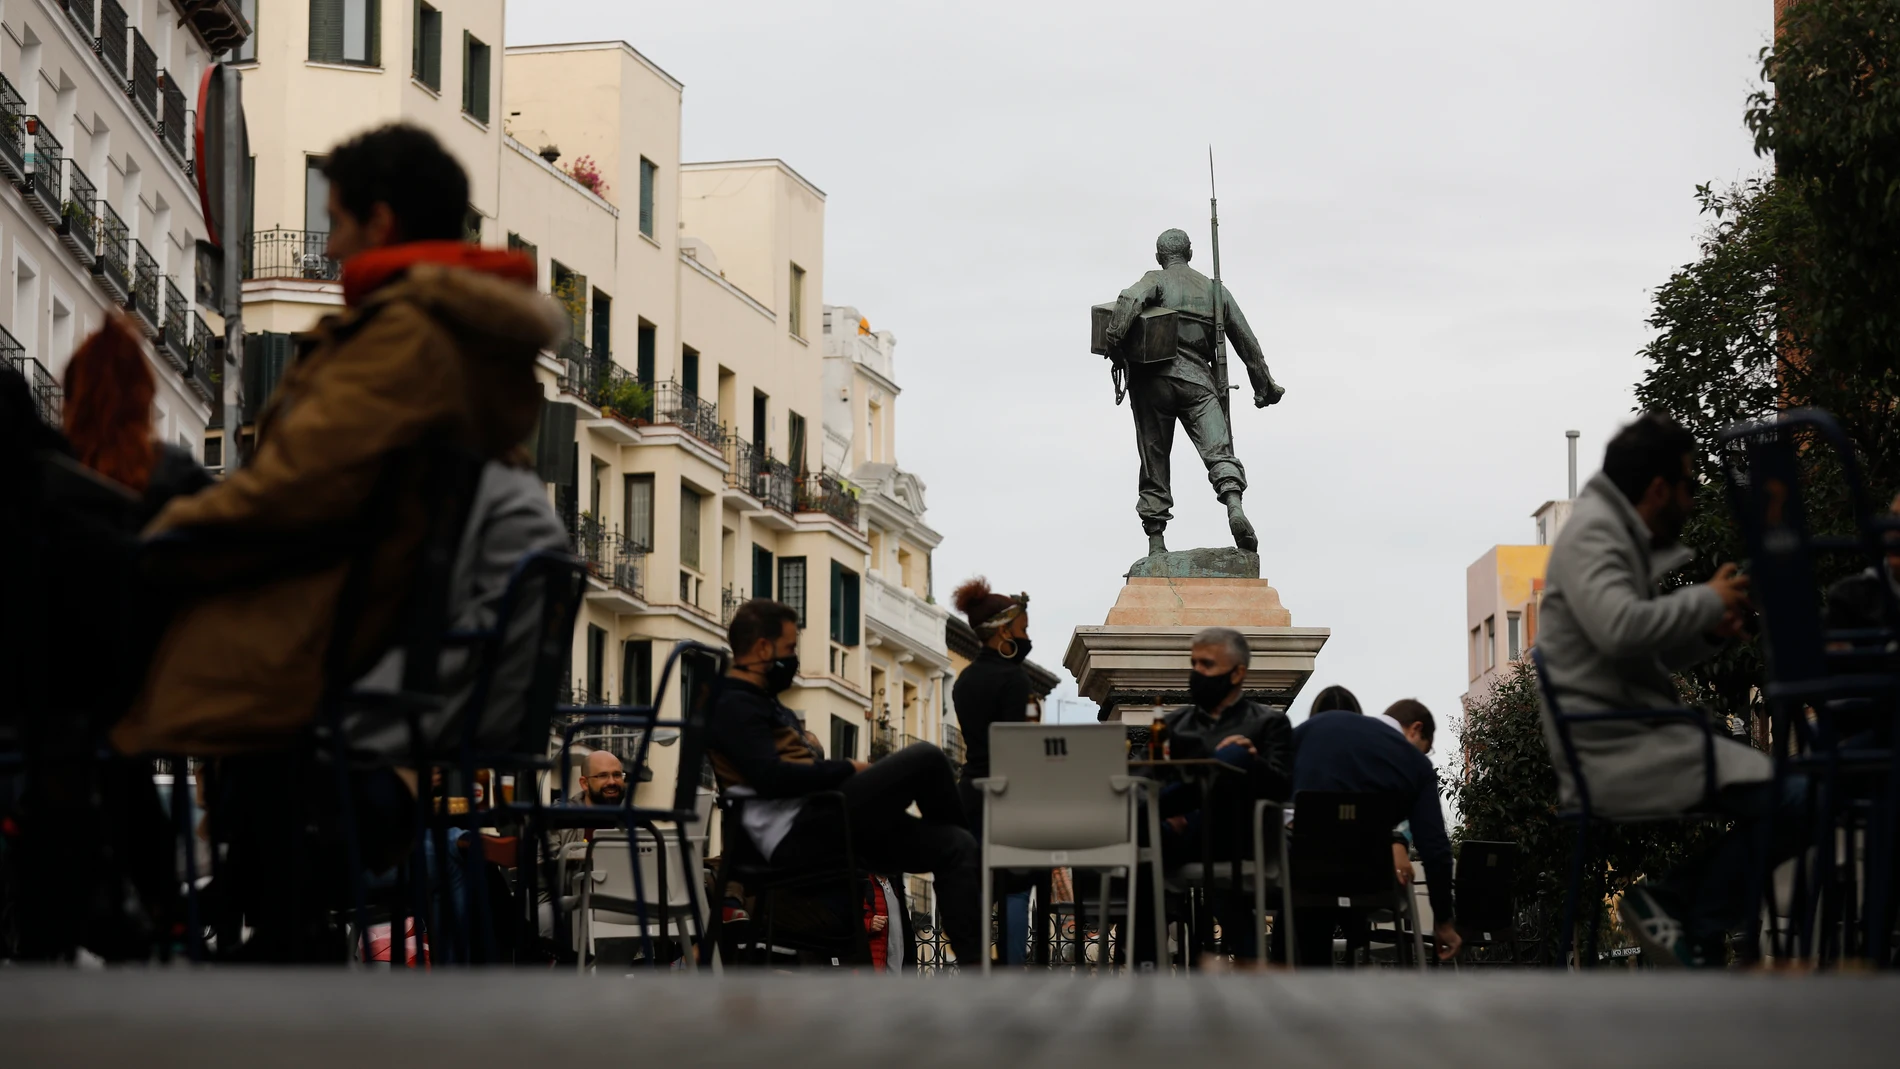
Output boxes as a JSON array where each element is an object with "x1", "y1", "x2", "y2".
[
  {"x1": 224, "y1": 6, "x2": 895, "y2": 804},
  {"x1": 0, "y1": 0, "x2": 246, "y2": 444}
]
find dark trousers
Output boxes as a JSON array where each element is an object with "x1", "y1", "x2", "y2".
[
  {"x1": 775, "y1": 743, "x2": 980, "y2": 965},
  {"x1": 1128, "y1": 365, "x2": 1246, "y2": 533},
  {"x1": 1653, "y1": 774, "x2": 1808, "y2": 944}
]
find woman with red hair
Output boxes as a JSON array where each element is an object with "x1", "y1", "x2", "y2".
[{"x1": 62, "y1": 315, "x2": 210, "y2": 522}]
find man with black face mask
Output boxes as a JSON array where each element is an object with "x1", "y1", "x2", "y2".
[
  {"x1": 1132, "y1": 626, "x2": 1291, "y2": 964},
  {"x1": 705, "y1": 599, "x2": 982, "y2": 965}
]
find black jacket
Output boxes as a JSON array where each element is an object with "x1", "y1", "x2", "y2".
[
  {"x1": 951, "y1": 648, "x2": 1029, "y2": 780},
  {"x1": 705, "y1": 678, "x2": 855, "y2": 799},
  {"x1": 1161, "y1": 697, "x2": 1293, "y2": 803},
  {"x1": 1292, "y1": 710, "x2": 1454, "y2": 923}
]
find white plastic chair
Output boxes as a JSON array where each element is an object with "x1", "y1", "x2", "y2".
[{"x1": 974, "y1": 723, "x2": 1164, "y2": 972}]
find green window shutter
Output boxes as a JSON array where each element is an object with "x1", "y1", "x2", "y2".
[
  {"x1": 310, "y1": 0, "x2": 343, "y2": 63},
  {"x1": 752, "y1": 545, "x2": 774, "y2": 601},
  {"x1": 461, "y1": 31, "x2": 472, "y2": 112},
  {"x1": 829, "y1": 560, "x2": 843, "y2": 643},
  {"x1": 423, "y1": 8, "x2": 441, "y2": 88},
  {"x1": 533, "y1": 401, "x2": 577, "y2": 485},
  {"x1": 639, "y1": 158, "x2": 655, "y2": 237},
  {"x1": 843, "y1": 568, "x2": 861, "y2": 646},
  {"x1": 367, "y1": 0, "x2": 381, "y2": 66},
  {"x1": 463, "y1": 35, "x2": 490, "y2": 123}
]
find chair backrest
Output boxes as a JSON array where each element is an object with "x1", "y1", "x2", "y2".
[
  {"x1": 1719, "y1": 420, "x2": 1831, "y2": 687},
  {"x1": 589, "y1": 832, "x2": 697, "y2": 911},
  {"x1": 1454, "y1": 839, "x2": 1520, "y2": 934},
  {"x1": 986, "y1": 723, "x2": 1132, "y2": 852},
  {"x1": 664, "y1": 644, "x2": 727, "y2": 818},
  {"x1": 1289, "y1": 790, "x2": 1405, "y2": 898},
  {"x1": 459, "y1": 550, "x2": 589, "y2": 758}
]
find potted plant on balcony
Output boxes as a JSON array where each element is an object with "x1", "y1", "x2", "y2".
[{"x1": 600, "y1": 376, "x2": 652, "y2": 427}]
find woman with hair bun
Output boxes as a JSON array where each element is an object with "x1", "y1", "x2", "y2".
[{"x1": 951, "y1": 576, "x2": 1036, "y2": 963}]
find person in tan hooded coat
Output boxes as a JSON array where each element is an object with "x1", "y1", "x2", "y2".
[{"x1": 112, "y1": 124, "x2": 564, "y2": 757}]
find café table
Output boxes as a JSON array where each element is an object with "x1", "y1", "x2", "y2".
[{"x1": 1127, "y1": 756, "x2": 1250, "y2": 960}]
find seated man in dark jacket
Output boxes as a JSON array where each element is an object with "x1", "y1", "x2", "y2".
[
  {"x1": 1139, "y1": 626, "x2": 1292, "y2": 961},
  {"x1": 706, "y1": 599, "x2": 979, "y2": 965},
  {"x1": 1288, "y1": 700, "x2": 1460, "y2": 965}
]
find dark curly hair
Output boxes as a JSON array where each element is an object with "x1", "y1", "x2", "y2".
[{"x1": 322, "y1": 123, "x2": 470, "y2": 242}]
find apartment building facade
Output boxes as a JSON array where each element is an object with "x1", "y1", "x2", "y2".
[
  {"x1": 1, "y1": 0, "x2": 246, "y2": 445},
  {"x1": 1462, "y1": 497, "x2": 1571, "y2": 709},
  {"x1": 222, "y1": 6, "x2": 891, "y2": 802}
]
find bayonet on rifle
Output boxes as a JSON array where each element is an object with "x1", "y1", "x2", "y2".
[{"x1": 1209, "y1": 146, "x2": 1231, "y2": 426}]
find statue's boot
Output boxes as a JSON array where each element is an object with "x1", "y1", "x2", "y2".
[
  {"x1": 1220, "y1": 492, "x2": 1258, "y2": 552},
  {"x1": 1147, "y1": 531, "x2": 1168, "y2": 556}
]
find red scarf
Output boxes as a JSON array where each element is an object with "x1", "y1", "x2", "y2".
[{"x1": 340, "y1": 240, "x2": 536, "y2": 307}]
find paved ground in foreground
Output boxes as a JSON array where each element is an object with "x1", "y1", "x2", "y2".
[{"x1": 3, "y1": 968, "x2": 1895, "y2": 1068}]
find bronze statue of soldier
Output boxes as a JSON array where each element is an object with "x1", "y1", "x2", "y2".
[{"x1": 1098, "y1": 228, "x2": 1284, "y2": 556}]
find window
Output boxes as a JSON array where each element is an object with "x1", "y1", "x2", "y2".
[
  {"x1": 506, "y1": 232, "x2": 537, "y2": 276},
  {"x1": 638, "y1": 157, "x2": 657, "y2": 238},
  {"x1": 551, "y1": 261, "x2": 586, "y2": 342},
  {"x1": 788, "y1": 411, "x2": 807, "y2": 475},
  {"x1": 752, "y1": 391, "x2": 769, "y2": 447},
  {"x1": 1469, "y1": 626, "x2": 1482, "y2": 681},
  {"x1": 310, "y1": 0, "x2": 379, "y2": 66},
  {"x1": 1536, "y1": 514, "x2": 1548, "y2": 546},
  {"x1": 681, "y1": 345, "x2": 699, "y2": 397},
  {"x1": 462, "y1": 31, "x2": 491, "y2": 123},
  {"x1": 412, "y1": 2, "x2": 442, "y2": 89},
  {"x1": 229, "y1": 0, "x2": 259, "y2": 63},
  {"x1": 204, "y1": 435, "x2": 223, "y2": 469},
  {"x1": 586, "y1": 624, "x2": 607, "y2": 702},
  {"x1": 830, "y1": 561, "x2": 861, "y2": 647},
  {"x1": 621, "y1": 640, "x2": 652, "y2": 707},
  {"x1": 680, "y1": 485, "x2": 703, "y2": 571},
  {"x1": 779, "y1": 557, "x2": 807, "y2": 626},
  {"x1": 1507, "y1": 611, "x2": 1522, "y2": 662},
  {"x1": 463, "y1": 205, "x2": 482, "y2": 244},
  {"x1": 788, "y1": 262, "x2": 806, "y2": 338},
  {"x1": 830, "y1": 718, "x2": 859, "y2": 763},
  {"x1": 1483, "y1": 615, "x2": 1496, "y2": 672},
  {"x1": 752, "y1": 545, "x2": 774, "y2": 601},
  {"x1": 623, "y1": 474, "x2": 654, "y2": 549},
  {"x1": 636, "y1": 320, "x2": 656, "y2": 384},
  {"x1": 592, "y1": 290, "x2": 612, "y2": 359},
  {"x1": 304, "y1": 156, "x2": 330, "y2": 235}
]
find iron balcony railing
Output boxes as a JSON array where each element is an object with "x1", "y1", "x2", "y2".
[
  {"x1": 158, "y1": 70, "x2": 187, "y2": 166},
  {"x1": 721, "y1": 586, "x2": 739, "y2": 625},
  {"x1": 755, "y1": 451, "x2": 797, "y2": 515},
  {"x1": 723, "y1": 432, "x2": 756, "y2": 492},
  {"x1": 130, "y1": 240, "x2": 160, "y2": 329},
  {"x1": 161, "y1": 278, "x2": 188, "y2": 365},
  {"x1": 571, "y1": 512, "x2": 609, "y2": 578},
  {"x1": 797, "y1": 469, "x2": 861, "y2": 527},
  {"x1": 651, "y1": 380, "x2": 720, "y2": 448},
  {"x1": 96, "y1": 200, "x2": 129, "y2": 296},
  {"x1": 943, "y1": 723, "x2": 966, "y2": 768},
  {"x1": 130, "y1": 30, "x2": 158, "y2": 121},
  {"x1": 59, "y1": 159, "x2": 98, "y2": 264},
  {"x1": 188, "y1": 313, "x2": 215, "y2": 402},
  {"x1": 2, "y1": 330, "x2": 61, "y2": 428},
  {"x1": 608, "y1": 534, "x2": 646, "y2": 599},
  {"x1": 869, "y1": 722, "x2": 898, "y2": 760},
  {"x1": 0, "y1": 74, "x2": 24, "y2": 185},
  {"x1": 243, "y1": 229, "x2": 340, "y2": 281},
  {"x1": 557, "y1": 346, "x2": 601, "y2": 402},
  {"x1": 594, "y1": 359, "x2": 649, "y2": 418},
  {"x1": 62, "y1": 0, "x2": 95, "y2": 41},
  {"x1": 97, "y1": 0, "x2": 128, "y2": 80},
  {"x1": 23, "y1": 117, "x2": 62, "y2": 222}
]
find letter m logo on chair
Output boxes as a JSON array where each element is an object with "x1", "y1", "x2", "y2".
[{"x1": 1043, "y1": 736, "x2": 1068, "y2": 759}]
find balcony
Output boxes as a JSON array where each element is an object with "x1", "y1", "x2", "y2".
[
  {"x1": 721, "y1": 585, "x2": 740, "y2": 626},
  {"x1": 943, "y1": 723, "x2": 966, "y2": 769},
  {"x1": 2, "y1": 328, "x2": 61, "y2": 427},
  {"x1": 21, "y1": 118, "x2": 62, "y2": 226},
  {"x1": 160, "y1": 278, "x2": 189, "y2": 371},
  {"x1": 570, "y1": 514, "x2": 647, "y2": 614},
  {"x1": 97, "y1": 0, "x2": 128, "y2": 82},
  {"x1": 244, "y1": 229, "x2": 340, "y2": 282},
  {"x1": 158, "y1": 70, "x2": 189, "y2": 171},
  {"x1": 0, "y1": 75, "x2": 24, "y2": 186},
  {"x1": 869, "y1": 722, "x2": 898, "y2": 761},
  {"x1": 864, "y1": 570, "x2": 949, "y2": 659},
  {"x1": 796, "y1": 468, "x2": 861, "y2": 528},
  {"x1": 58, "y1": 159, "x2": 97, "y2": 268},
  {"x1": 725, "y1": 436, "x2": 798, "y2": 515},
  {"x1": 129, "y1": 241, "x2": 160, "y2": 334},
  {"x1": 93, "y1": 201, "x2": 129, "y2": 302},
  {"x1": 650, "y1": 380, "x2": 721, "y2": 449},
  {"x1": 556, "y1": 344, "x2": 601, "y2": 405},
  {"x1": 187, "y1": 313, "x2": 215, "y2": 403},
  {"x1": 129, "y1": 30, "x2": 158, "y2": 123}
]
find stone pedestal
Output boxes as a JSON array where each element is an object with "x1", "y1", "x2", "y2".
[{"x1": 1063, "y1": 552, "x2": 1328, "y2": 723}]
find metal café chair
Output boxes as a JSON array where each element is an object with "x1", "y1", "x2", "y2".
[{"x1": 1285, "y1": 791, "x2": 1425, "y2": 970}]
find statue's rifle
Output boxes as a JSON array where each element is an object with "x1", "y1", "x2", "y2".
[{"x1": 1209, "y1": 146, "x2": 1231, "y2": 427}]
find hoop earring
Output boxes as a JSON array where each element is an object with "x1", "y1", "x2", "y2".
[{"x1": 997, "y1": 637, "x2": 1018, "y2": 659}]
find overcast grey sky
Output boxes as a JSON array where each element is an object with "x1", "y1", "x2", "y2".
[{"x1": 510, "y1": 1, "x2": 1776, "y2": 737}]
